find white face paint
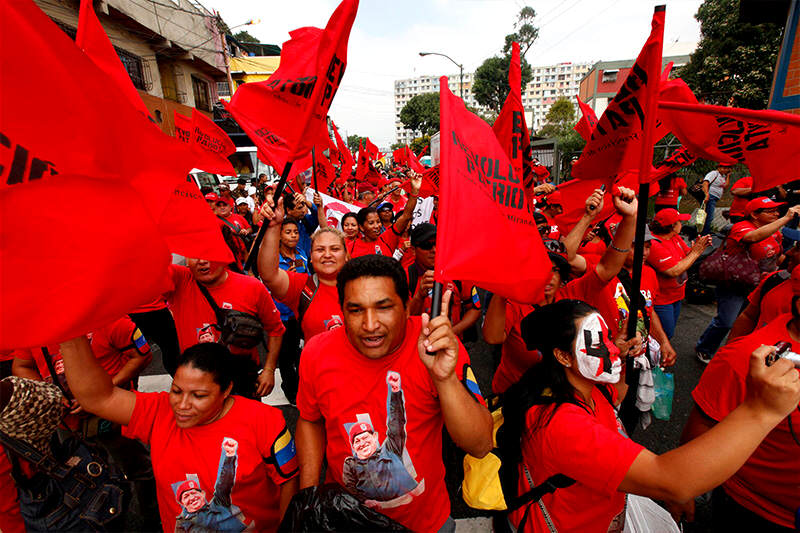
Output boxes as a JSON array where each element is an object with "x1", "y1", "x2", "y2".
[{"x1": 573, "y1": 313, "x2": 622, "y2": 383}]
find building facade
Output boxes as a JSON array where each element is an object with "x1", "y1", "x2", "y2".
[{"x1": 35, "y1": 0, "x2": 228, "y2": 136}]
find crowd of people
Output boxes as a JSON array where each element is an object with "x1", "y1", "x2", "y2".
[{"x1": 1, "y1": 155, "x2": 799, "y2": 533}]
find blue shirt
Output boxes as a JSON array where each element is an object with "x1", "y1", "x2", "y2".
[
  {"x1": 276, "y1": 250, "x2": 308, "y2": 321},
  {"x1": 297, "y1": 205, "x2": 319, "y2": 258}
]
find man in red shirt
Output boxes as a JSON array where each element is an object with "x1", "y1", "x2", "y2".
[
  {"x1": 213, "y1": 198, "x2": 251, "y2": 237},
  {"x1": 349, "y1": 174, "x2": 421, "y2": 258},
  {"x1": 538, "y1": 190, "x2": 564, "y2": 240},
  {"x1": 730, "y1": 258, "x2": 800, "y2": 341},
  {"x1": 165, "y1": 261, "x2": 285, "y2": 398},
  {"x1": 729, "y1": 175, "x2": 754, "y2": 223},
  {"x1": 295, "y1": 255, "x2": 492, "y2": 532}
]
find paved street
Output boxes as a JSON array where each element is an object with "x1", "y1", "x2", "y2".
[{"x1": 140, "y1": 301, "x2": 719, "y2": 532}]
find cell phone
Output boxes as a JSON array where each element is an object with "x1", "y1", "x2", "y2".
[
  {"x1": 589, "y1": 184, "x2": 606, "y2": 211},
  {"x1": 766, "y1": 341, "x2": 800, "y2": 367}
]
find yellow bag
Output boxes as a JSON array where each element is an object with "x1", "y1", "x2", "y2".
[{"x1": 462, "y1": 401, "x2": 508, "y2": 510}]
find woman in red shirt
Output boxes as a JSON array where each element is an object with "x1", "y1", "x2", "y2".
[
  {"x1": 58, "y1": 339, "x2": 298, "y2": 532},
  {"x1": 647, "y1": 209, "x2": 712, "y2": 339},
  {"x1": 696, "y1": 198, "x2": 800, "y2": 363},
  {"x1": 341, "y1": 212, "x2": 360, "y2": 243},
  {"x1": 498, "y1": 299, "x2": 800, "y2": 533},
  {"x1": 653, "y1": 173, "x2": 687, "y2": 213}
]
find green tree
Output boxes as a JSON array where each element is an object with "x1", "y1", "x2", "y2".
[
  {"x1": 537, "y1": 97, "x2": 576, "y2": 138},
  {"x1": 472, "y1": 8, "x2": 537, "y2": 113},
  {"x1": 410, "y1": 135, "x2": 431, "y2": 155},
  {"x1": 678, "y1": 0, "x2": 783, "y2": 109},
  {"x1": 233, "y1": 30, "x2": 259, "y2": 43},
  {"x1": 399, "y1": 93, "x2": 440, "y2": 136},
  {"x1": 346, "y1": 134, "x2": 366, "y2": 153}
]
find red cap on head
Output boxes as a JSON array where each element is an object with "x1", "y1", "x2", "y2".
[
  {"x1": 745, "y1": 197, "x2": 784, "y2": 216},
  {"x1": 348, "y1": 421, "x2": 374, "y2": 444},
  {"x1": 204, "y1": 193, "x2": 219, "y2": 201},
  {"x1": 175, "y1": 479, "x2": 200, "y2": 502},
  {"x1": 653, "y1": 208, "x2": 690, "y2": 226},
  {"x1": 792, "y1": 265, "x2": 800, "y2": 296},
  {"x1": 546, "y1": 190, "x2": 563, "y2": 206}
]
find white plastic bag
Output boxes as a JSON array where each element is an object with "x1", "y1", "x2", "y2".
[
  {"x1": 690, "y1": 201, "x2": 706, "y2": 232},
  {"x1": 623, "y1": 495, "x2": 681, "y2": 533}
]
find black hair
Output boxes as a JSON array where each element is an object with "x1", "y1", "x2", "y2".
[
  {"x1": 496, "y1": 300, "x2": 596, "y2": 495},
  {"x1": 337, "y1": 255, "x2": 409, "y2": 307},
  {"x1": 281, "y1": 218, "x2": 299, "y2": 231},
  {"x1": 356, "y1": 206, "x2": 379, "y2": 227},
  {"x1": 548, "y1": 252, "x2": 571, "y2": 282},
  {"x1": 283, "y1": 192, "x2": 297, "y2": 210},
  {"x1": 237, "y1": 178, "x2": 246, "y2": 185},
  {"x1": 649, "y1": 218, "x2": 673, "y2": 235},
  {"x1": 176, "y1": 343, "x2": 234, "y2": 392},
  {"x1": 341, "y1": 212, "x2": 358, "y2": 226},
  {"x1": 200, "y1": 185, "x2": 214, "y2": 196},
  {"x1": 533, "y1": 211, "x2": 548, "y2": 226}
]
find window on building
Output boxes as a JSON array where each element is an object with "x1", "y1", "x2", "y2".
[
  {"x1": 191, "y1": 75, "x2": 211, "y2": 111},
  {"x1": 217, "y1": 81, "x2": 231, "y2": 97},
  {"x1": 116, "y1": 48, "x2": 148, "y2": 90},
  {"x1": 602, "y1": 70, "x2": 618, "y2": 83}
]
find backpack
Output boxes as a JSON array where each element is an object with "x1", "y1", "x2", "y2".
[{"x1": 195, "y1": 281, "x2": 265, "y2": 349}]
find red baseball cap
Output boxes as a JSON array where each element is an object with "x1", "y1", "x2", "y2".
[
  {"x1": 745, "y1": 197, "x2": 784, "y2": 216},
  {"x1": 546, "y1": 190, "x2": 563, "y2": 206},
  {"x1": 175, "y1": 479, "x2": 201, "y2": 502},
  {"x1": 348, "y1": 421, "x2": 374, "y2": 443},
  {"x1": 204, "y1": 192, "x2": 219, "y2": 202},
  {"x1": 653, "y1": 208, "x2": 690, "y2": 226}
]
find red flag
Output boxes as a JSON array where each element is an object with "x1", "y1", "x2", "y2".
[
  {"x1": 174, "y1": 112, "x2": 192, "y2": 143},
  {"x1": 0, "y1": 0, "x2": 228, "y2": 348},
  {"x1": 189, "y1": 109, "x2": 236, "y2": 175},
  {"x1": 332, "y1": 121, "x2": 355, "y2": 170},
  {"x1": 437, "y1": 77, "x2": 549, "y2": 303},
  {"x1": 365, "y1": 137, "x2": 381, "y2": 160},
  {"x1": 574, "y1": 96, "x2": 599, "y2": 141},
  {"x1": 393, "y1": 146, "x2": 425, "y2": 173},
  {"x1": 226, "y1": 0, "x2": 358, "y2": 169},
  {"x1": 76, "y1": 0, "x2": 150, "y2": 118},
  {"x1": 493, "y1": 42, "x2": 535, "y2": 203},
  {"x1": 314, "y1": 152, "x2": 338, "y2": 193},
  {"x1": 416, "y1": 145, "x2": 429, "y2": 159},
  {"x1": 327, "y1": 132, "x2": 341, "y2": 166},
  {"x1": 402, "y1": 165, "x2": 439, "y2": 197},
  {"x1": 571, "y1": 8, "x2": 665, "y2": 181},
  {"x1": 660, "y1": 100, "x2": 800, "y2": 192}
]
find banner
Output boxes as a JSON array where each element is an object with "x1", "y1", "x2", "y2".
[
  {"x1": 437, "y1": 77, "x2": 550, "y2": 303},
  {"x1": 571, "y1": 7, "x2": 665, "y2": 182},
  {"x1": 226, "y1": 0, "x2": 358, "y2": 169},
  {"x1": 659, "y1": 101, "x2": 800, "y2": 193},
  {"x1": 304, "y1": 188, "x2": 359, "y2": 229},
  {"x1": 493, "y1": 42, "x2": 535, "y2": 201}
]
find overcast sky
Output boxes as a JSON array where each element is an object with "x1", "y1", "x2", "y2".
[{"x1": 202, "y1": 0, "x2": 704, "y2": 148}]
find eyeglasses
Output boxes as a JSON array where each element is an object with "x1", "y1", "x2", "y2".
[{"x1": 416, "y1": 240, "x2": 436, "y2": 250}]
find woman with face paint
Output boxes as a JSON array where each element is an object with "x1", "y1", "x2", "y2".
[{"x1": 498, "y1": 299, "x2": 800, "y2": 533}]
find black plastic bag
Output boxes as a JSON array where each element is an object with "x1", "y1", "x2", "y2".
[{"x1": 278, "y1": 483, "x2": 411, "y2": 532}]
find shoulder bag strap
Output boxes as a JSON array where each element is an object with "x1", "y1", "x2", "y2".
[
  {"x1": 217, "y1": 215, "x2": 240, "y2": 232},
  {"x1": 194, "y1": 281, "x2": 226, "y2": 326},
  {"x1": 40, "y1": 347, "x2": 73, "y2": 401},
  {"x1": 297, "y1": 274, "x2": 319, "y2": 326},
  {"x1": 0, "y1": 431, "x2": 69, "y2": 479},
  {"x1": 511, "y1": 464, "x2": 570, "y2": 533}
]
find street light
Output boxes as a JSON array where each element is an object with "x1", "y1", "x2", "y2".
[{"x1": 419, "y1": 52, "x2": 463, "y2": 100}]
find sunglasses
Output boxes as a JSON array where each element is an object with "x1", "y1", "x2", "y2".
[{"x1": 416, "y1": 240, "x2": 436, "y2": 250}]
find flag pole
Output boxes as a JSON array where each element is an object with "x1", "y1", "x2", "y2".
[
  {"x1": 244, "y1": 160, "x2": 294, "y2": 272},
  {"x1": 312, "y1": 147, "x2": 319, "y2": 192},
  {"x1": 626, "y1": 4, "x2": 665, "y2": 345}
]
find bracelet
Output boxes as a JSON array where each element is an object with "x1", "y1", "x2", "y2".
[
  {"x1": 263, "y1": 367, "x2": 276, "y2": 372},
  {"x1": 610, "y1": 244, "x2": 630, "y2": 253}
]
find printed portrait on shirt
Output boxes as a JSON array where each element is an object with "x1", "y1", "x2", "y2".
[
  {"x1": 197, "y1": 323, "x2": 218, "y2": 344},
  {"x1": 341, "y1": 371, "x2": 425, "y2": 510},
  {"x1": 171, "y1": 438, "x2": 253, "y2": 533}
]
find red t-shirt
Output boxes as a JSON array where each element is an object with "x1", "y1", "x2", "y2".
[
  {"x1": 89, "y1": 316, "x2": 150, "y2": 380},
  {"x1": 747, "y1": 271, "x2": 792, "y2": 329},
  {"x1": 492, "y1": 301, "x2": 540, "y2": 394},
  {"x1": 692, "y1": 314, "x2": 800, "y2": 528},
  {"x1": 647, "y1": 235, "x2": 691, "y2": 305},
  {"x1": 577, "y1": 238, "x2": 606, "y2": 265},
  {"x1": 13, "y1": 344, "x2": 68, "y2": 389},
  {"x1": 219, "y1": 213, "x2": 251, "y2": 232},
  {"x1": 0, "y1": 450, "x2": 24, "y2": 533},
  {"x1": 729, "y1": 176, "x2": 754, "y2": 217},
  {"x1": 297, "y1": 317, "x2": 483, "y2": 532},
  {"x1": 348, "y1": 229, "x2": 401, "y2": 257},
  {"x1": 510, "y1": 386, "x2": 644, "y2": 532},
  {"x1": 0, "y1": 349, "x2": 14, "y2": 362},
  {"x1": 280, "y1": 272, "x2": 343, "y2": 340},
  {"x1": 165, "y1": 265, "x2": 285, "y2": 362},
  {"x1": 390, "y1": 195, "x2": 407, "y2": 214},
  {"x1": 728, "y1": 220, "x2": 782, "y2": 262},
  {"x1": 130, "y1": 296, "x2": 168, "y2": 313},
  {"x1": 123, "y1": 392, "x2": 297, "y2": 532},
  {"x1": 558, "y1": 266, "x2": 629, "y2": 340},
  {"x1": 654, "y1": 177, "x2": 686, "y2": 207},
  {"x1": 542, "y1": 214, "x2": 561, "y2": 240}
]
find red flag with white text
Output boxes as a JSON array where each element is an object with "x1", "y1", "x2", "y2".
[
  {"x1": 437, "y1": 78, "x2": 550, "y2": 303},
  {"x1": 226, "y1": 0, "x2": 358, "y2": 169},
  {"x1": 571, "y1": 8, "x2": 664, "y2": 181}
]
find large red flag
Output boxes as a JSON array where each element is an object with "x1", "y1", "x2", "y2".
[
  {"x1": 332, "y1": 121, "x2": 355, "y2": 170},
  {"x1": 365, "y1": 137, "x2": 381, "y2": 160},
  {"x1": 314, "y1": 151, "x2": 338, "y2": 193},
  {"x1": 571, "y1": 8, "x2": 665, "y2": 181},
  {"x1": 326, "y1": 132, "x2": 341, "y2": 166},
  {"x1": 493, "y1": 42, "x2": 535, "y2": 198},
  {"x1": 659, "y1": 101, "x2": 800, "y2": 192},
  {"x1": 574, "y1": 96, "x2": 599, "y2": 141},
  {"x1": 0, "y1": 0, "x2": 228, "y2": 348},
  {"x1": 190, "y1": 110, "x2": 236, "y2": 175},
  {"x1": 437, "y1": 78, "x2": 550, "y2": 303},
  {"x1": 76, "y1": 0, "x2": 150, "y2": 118},
  {"x1": 174, "y1": 111, "x2": 192, "y2": 143},
  {"x1": 402, "y1": 165, "x2": 439, "y2": 197},
  {"x1": 226, "y1": 0, "x2": 358, "y2": 170}
]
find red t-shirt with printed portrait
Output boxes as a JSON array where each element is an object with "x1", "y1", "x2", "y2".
[
  {"x1": 296, "y1": 316, "x2": 484, "y2": 532},
  {"x1": 280, "y1": 271, "x2": 343, "y2": 340},
  {"x1": 692, "y1": 314, "x2": 800, "y2": 528},
  {"x1": 647, "y1": 234, "x2": 691, "y2": 305},
  {"x1": 122, "y1": 392, "x2": 298, "y2": 533},
  {"x1": 492, "y1": 301, "x2": 540, "y2": 394},
  {"x1": 510, "y1": 386, "x2": 643, "y2": 532},
  {"x1": 728, "y1": 220, "x2": 782, "y2": 262},
  {"x1": 165, "y1": 265, "x2": 285, "y2": 363},
  {"x1": 89, "y1": 316, "x2": 150, "y2": 379}
]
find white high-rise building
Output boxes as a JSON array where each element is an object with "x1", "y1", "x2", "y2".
[{"x1": 393, "y1": 61, "x2": 592, "y2": 145}]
